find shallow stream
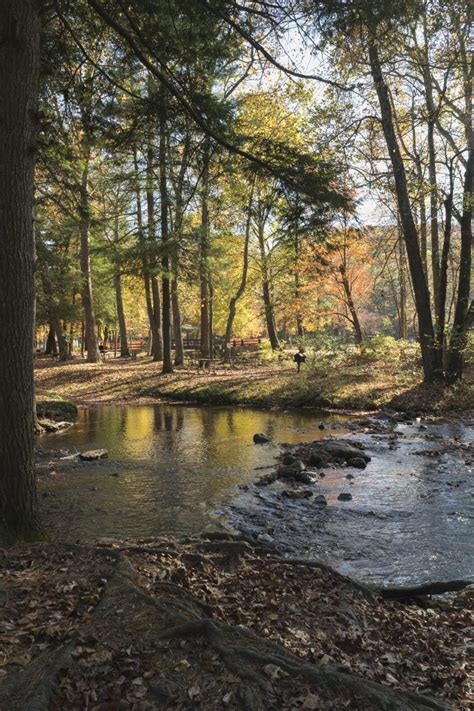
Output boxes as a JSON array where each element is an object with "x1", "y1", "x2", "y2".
[{"x1": 38, "y1": 404, "x2": 473, "y2": 586}]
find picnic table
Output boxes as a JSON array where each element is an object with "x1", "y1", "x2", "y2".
[{"x1": 185, "y1": 352, "x2": 219, "y2": 374}]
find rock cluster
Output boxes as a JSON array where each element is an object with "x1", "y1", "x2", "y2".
[{"x1": 253, "y1": 433, "x2": 371, "y2": 503}]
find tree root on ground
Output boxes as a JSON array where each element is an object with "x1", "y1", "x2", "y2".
[
  {"x1": 0, "y1": 539, "x2": 453, "y2": 710},
  {"x1": 379, "y1": 580, "x2": 473, "y2": 600}
]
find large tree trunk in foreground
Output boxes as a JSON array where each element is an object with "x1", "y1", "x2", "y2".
[
  {"x1": 0, "y1": 0, "x2": 41, "y2": 537},
  {"x1": 368, "y1": 39, "x2": 437, "y2": 382}
]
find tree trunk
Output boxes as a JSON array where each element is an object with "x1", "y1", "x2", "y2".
[
  {"x1": 159, "y1": 94, "x2": 173, "y2": 373},
  {"x1": 133, "y1": 147, "x2": 159, "y2": 359},
  {"x1": 0, "y1": 0, "x2": 40, "y2": 537},
  {"x1": 114, "y1": 270, "x2": 129, "y2": 358},
  {"x1": 146, "y1": 140, "x2": 163, "y2": 361},
  {"x1": 79, "y1": 161, "x2": 100, "y2": 363},
  {"x1": 410, "y1": 110, "x2": 428, "y2": 280},
  {"x1": 224, "y1": 184, "x2": 254, "y2": 355},
  {"x1": 169, "y1": 120, "x2": 191, "y2": 367},
  {"x1": 45, "y1": 323, "x2": 57, "y2": 355},
  {"x1": 294, "y1": 236, "x2": 304, "y2": 338},
  {"x1": 113, "y1": 217, "x2": 129, "y2": 358},
  {"x1": 368, "y1": 38, "x2": 437, "y2": 382},
  {"x1": 398, "y1": 233, "x2": 408, "y2": 340},
  {"x1": 51, "y1": 317, "x2": 68, "y2": 361},
  {"x1": 446, "y1": 149, "x2": 473, "y2": 382},
  {"x1": 257, "y1": 210, "x2": 280, "y2": 350},
  {"x1": 427, "y1": 120, "x2": 440, "y2": 317},
  {"x1": 68, "y1": 292, "x2": 75, "y2": 355},
  {"x1": 339, "y1": 266, "x2": 363, "y2": 345},
  {"x1": 436, "y1": 169, "x2": 454, "y2": 365},
  {"x1": 199, "y1": 140, "x2": 211, "y2": 359},
  {"x1": 209, "y1": 280, "x2": 214, "y2": 358},
  {"x1": 171, "y1": 269, "x2": 184, "y2": 366}
]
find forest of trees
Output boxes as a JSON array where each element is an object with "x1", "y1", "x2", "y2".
[{"x1": 0, "y1": 0, "x2": 471, "y2": 536}]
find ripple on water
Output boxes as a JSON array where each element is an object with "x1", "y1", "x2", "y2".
[{"x1": 38, "y1": 404, "x2": 473, "y2": 585}]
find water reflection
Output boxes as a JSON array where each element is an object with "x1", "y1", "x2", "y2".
[
  {"x1": 39, "y1": 405, "x2": 473, "y2": 585},
  {"x1": 39, "y1": 404, "x2": 341, "y2": 542}
]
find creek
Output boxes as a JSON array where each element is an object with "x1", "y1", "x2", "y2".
[{"x1": 37, "y1": 404, "x2": 474, "y2": 586}]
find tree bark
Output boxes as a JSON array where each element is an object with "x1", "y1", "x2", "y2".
[
  {"x1": 368, "y1": 38, "x2": 437, "y2": 382},
  {"x1": 436, "y1": 170, "x2": 454, "y2": 364},
  {"x1": 427, "y1": 120, "x2": 440, "y2": 316},
  {"x1": 159, "y1": 94, "x2": 173, "y2": 373},
  {"x1": 339, "y1": 266, "x2": 363, "y2": 345},
  {"x1": 171, "y1": 270, "x2": 184, "y2": 366},
  {"x1": 114, "y1": 270, "x2": 129, "y2": 358},
  {"x1": 79, "y1": 160, "x2": 100, "y2": 363},
  {"x1": 132, "y1": 147, "x2": 159, "y2": 358},
  {"x1": 257, "y1": 207, "x2": 280, "y2": 350},
  {"x1": 45, "y1": 324, "x2": 57, "y2": 355},
  {"x1": 398, "y1": 232, "x2": 408, "y2": 340},
  {"x1": 446, "y1": 148, "x2": 473, "y2": 381},
  {"x1": 113, "y1": 217, "x2": 129, "y2": 358},
  {"x1": 146, "y1": 140, "x2": 163, "y2": 361},
  {"x1": 199, "y1": 140, "x2": 211, "y2": 359},
  {"x1": 51, "y1": 318, "x2": 68, "y2": 361},
  {"x1": 169, "y1": 120, "x2": 191, "y2": 367},
  {"x1": 224, "y1": 183, "x2": 254, "y2": 355},
  {"x1": 410, "y1": 109, "x2": 428, "y2": 280},
  {"x1": 0, "y1": 0, "x2": 41, "y2": 536}
]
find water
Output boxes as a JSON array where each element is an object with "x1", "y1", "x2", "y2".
[
  {"x1": 38, "y1": 404, "x2": 344, "y2": 540},
  {"x1": 38, "y1": 405, "x2": 474, "y2": 586},
  {"x1": 226, "y1": 422, "x2": 474, "y2": 585}
]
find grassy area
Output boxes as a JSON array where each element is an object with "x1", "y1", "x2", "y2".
[
  {"x1": 36, "y1": 390, "x2": 78, "y2": 421},
  {"x1": 34, "y1": 342, "x2": 473, "y2": 415}
]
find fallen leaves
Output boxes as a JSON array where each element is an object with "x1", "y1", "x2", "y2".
[{"x1": 0, "y1": 538, "x2": 471, "y2": 709}]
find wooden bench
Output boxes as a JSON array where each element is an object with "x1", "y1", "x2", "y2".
[
  {"x1": 228, "y1": 337, "x2": 262, "y2": 350},
  {"x1": 129, "y1": 340, "x2": 143, "y2": 360}
]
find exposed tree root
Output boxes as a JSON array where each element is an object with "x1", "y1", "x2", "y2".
[
  {"x1": 0, "y1": 538, "x2": 459, "y2": 709},
  {"x1": 379, "y1": 580, "x2": 473, "y2": 600},
  {"x1": 0, "y1": 641, "x2": 76, "y2": 710}
]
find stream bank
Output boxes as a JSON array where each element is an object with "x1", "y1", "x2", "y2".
[{"x1": 35, "y1": 356, "x2": 474, "y2": 415}]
